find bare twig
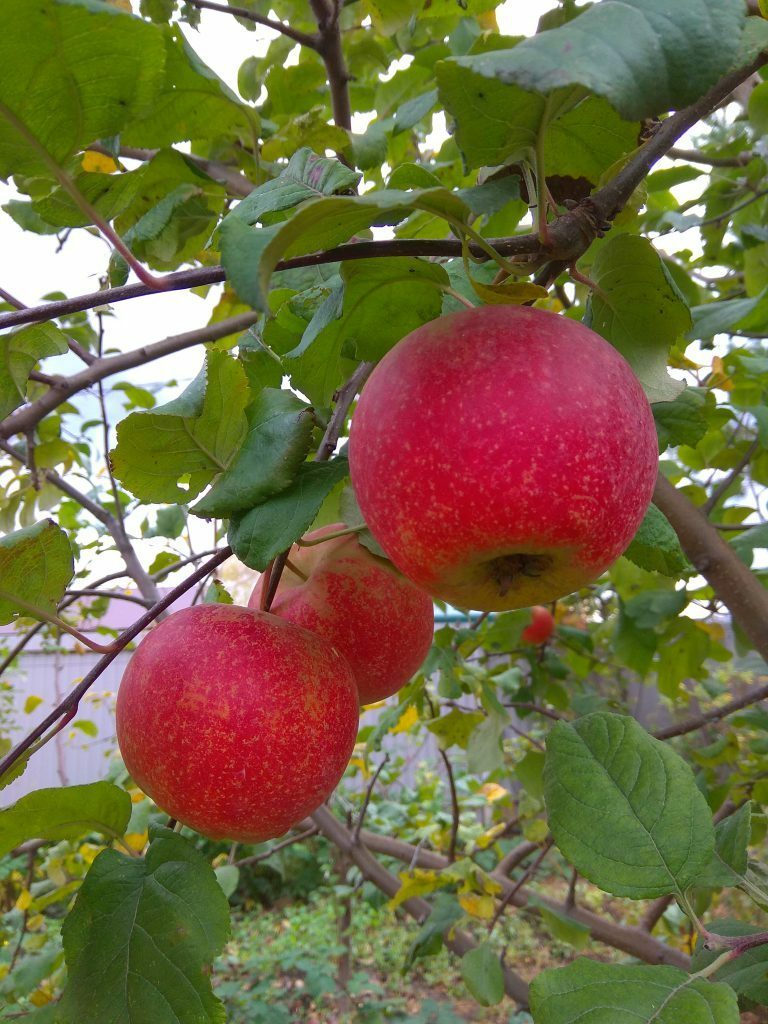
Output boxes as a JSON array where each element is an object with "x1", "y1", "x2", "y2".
[
  {"x1": 653, "y1": 474, "x2": 768, "y2": 661},
  {"x1": 0, "y1": 548, "x2": 232, "y2": 781},
  {"x1": 185, "y1": 0, "x2": 320, "y2": 48},
  {"x1": 654, "y1": 680, "x2": 768, "y2": 740},
  {"x1": 0, "y1": 311, "x2": 260, "y2": 442},
  {"x1": 353, "y1": 755, "x2": 389, "y2": 843},
  {"x1": 702, "y1": 438, "x2": 760, "y2": 515},
  {"x1": 310, "y1": 0, "x2": 352, "y2": 132},
  {"x1": 234, "y1": 825, "x2": 319, "y2": 867},
  {"x1": 437, "y1": 747, "x2": 460, "y2": 862},
  {"x1": 88, "y1": 143, "x2": 256, "y2": 199},
  {"x1": 667, "y1": 146, "x2": 752, "y2": 167},
  {"x1": 489, "y1": 838, "x2": 554, "y2": 936}
]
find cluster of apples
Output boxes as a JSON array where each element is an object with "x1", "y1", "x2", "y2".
[{"x1": 116, "y1": 305, "x2": 658, "y2": 842}]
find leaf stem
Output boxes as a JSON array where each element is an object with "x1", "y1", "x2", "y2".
[{"x1": 295, "y1": 524, "x2": 367, "y2": 546}]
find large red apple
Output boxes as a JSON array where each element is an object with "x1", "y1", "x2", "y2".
[
  {"x1": 249, "y1": 524, "x2": 434, "y2": 704},
  {"x1": 348, "y1": 305, "x2": 658, "y2": 611},
  {"x1": 116, "y1": 604, "x2": 359, "y2": 842}
]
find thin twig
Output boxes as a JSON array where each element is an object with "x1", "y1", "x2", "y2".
[
  {"x1": 437, "y1": 747, "x2": 460, "y2": 862},
  {"x1": 353, "y1": 755, "x2": 389, "y2": 843},
  {"x1": 702, "y1": 438, "x2": 760, "y2": 515},
  {"x1": 489, "y1": 837, "x2": 554, "y2": 936},
  {"x1": 0, "y1": 311, "x2": 260, "y2": 442},
  {"x1": 654, "y1": 680, "x2": 768, "y2": 740},
  {"x1": 185, "y1": 0, "x2": 320, "y2": 48},
  {"x1": 234, "y1": 825, "x2": 319, "y2": 867}
]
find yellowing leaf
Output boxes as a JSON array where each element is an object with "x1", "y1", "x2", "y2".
[
  {"x1": 349, "y1": 756, "x2": 371, "y2": 779},
  {"x1": 30, "y1": 986, "x2": 53, "y2": 1007},
  {"x1": 523, "y1": 819, "x2": 549, "y2": 843},
  {"x1": 27, "y1": 914, "x2": 45, "y2": 930},
  {"x1": 15, "y1": 888, "x2": 32, "y2": 911},
  {"x1": 480, "y1": 782, "x2": 508, "y2": 803},
  {"x1": 477, "y1": 12, "x2": 498, "y2": 30},
  {"x1": 124, "y1": 831, "x2": 148, "y2": 852},
  {"x1": 698, "y1": 621, "x2": 726, "y2": 643},
  {"x1": 0, "y1": 964, "x2": 8, "y2": 980},
  {"x1": 81, "y1": 150, "x2": 119, "y2": 173},
  {"x1": 24, "y1": 695, "x2": 43, "y2": 713},
  {"x1": 458, "y1": 892, "x2": 495, "y2": 919},
  {"x1": 708, "y1": 356, "x2": 733, "y2": 391},
  {"x1": 390, "y1": 868, "x2": 449, "y2": 909},
  {"x1": 391, "y1": 705, "x2": 419, "y2": 734},
  {"x1": 475, "y1": 822, "x2": 509, "y2": 849},
  {"x1": 470, "y1": 279, "x2": 549, "y2": 305},
  {"x1": 130, "y1": 791, "x2": 146, "y2": 804}
]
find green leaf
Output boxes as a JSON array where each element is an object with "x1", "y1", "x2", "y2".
[
  {"x1": 0, "y1": 782, "x2": 131, "y2": 857},
  {"x1": 393, "y1": 88, "x2": 439, "y2": 134},
  {"x1": 110, "y1": 351, "x2": 249, "y2": 503},
  {"x1": 688, "y1": 288, "x2": 768, "y2": 339},
  {"x1": 0, "y1": 521, "x2": 74, "y2": 625},
  {"x1": 203, "y1": 579, "x2": 234, "y2": 605},
  {"x1": 214, "y1": 864, "x2": 240, "y2": 899},
  {"x1": 59, "y1": 827, "x2": 230, "y2": 1024},
  {"x1": 530, "y1": 959, "x2": 739, "y2": 1023},
  {"x1": 291, "y1": 257, "x2": 449, "y2": 367},
  {"x1": 405, "y1": 893, "x2": 463, "y2": 970},
  {"x1": 696, "y1": 802, "x2": 751, "y2": 887},
  {"x1": 227, "y1": 147, "x2": 361, "y2": 225},
  {"x1": 544, "y1": 712, "x2": 714, "y2": 899},
  {"x1": 692, "y1": 921, "x2": 768, "y2": 1005},
  {"x1": 653, "y1": 389, "x2": 708, "y2": 450},
  {"x1": 440, "y1": 0, "x2": 744, "y2": 127},
  {"x1": 193, "y1": 389, "x2": 315, "y2": 518},
  {"x1": 623, "y1": 504, "x2": 689, "y2": 577},
  {"x1": 228, "y1": 458, "x2": 350, "y2": 570},
  {"x1": 0, "y1": 0, "x2": 165, "y2": 178},
  {"x1": 730, "y1": 523, "x2": 768, "y2": 566},
  {"x1": 223, "y1": 188, "x2": 469, "y2": 311},
  {"x1": 587, "y1": 234, "x2": 691, "y2": 403},
  {"x1": 122, "y1": 27, "x2": 255, "y2": 147},
  {"x1": 145, "y1": 505, "x2": 187, "y2": 539},
  {"x1": 535, "y1": 903, "x2": 591, "y2": 951},
  {"x1": 461, "y1": 944, "x2": 504, "y2": 1007},
  {"x1": 437, "y1": 61, "x2": 639, "y2": 177},
  {"x1": 467, "y1": 711, "x2": 507, "y2": 775},
  {"x1": 426, "y1": 709, "x2": 485, "y2": 751},
  {"x1": 0, "y1": 324, "x2": 69, "y2": 419}
]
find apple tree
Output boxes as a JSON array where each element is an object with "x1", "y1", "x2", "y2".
[{"x1": 1, "y1": 0, "x2": 768, "y2": 1020}]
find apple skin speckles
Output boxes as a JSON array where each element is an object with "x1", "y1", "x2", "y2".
[
  {"x1": 348, "y1": 305, "x2": 658, "y2": 611},
  {"x1": 116, "y1": 604, "x2": 359, "y2": 842}
]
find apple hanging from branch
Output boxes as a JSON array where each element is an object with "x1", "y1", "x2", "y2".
[
  {"x1": 250, "y1": 524, "x2": 435, "y2": 704},
  {"x1": 116, "y1": 604, "x2": 359, "y2": 842},
  {"x1": 521, "y1": 605, "x2": 555, "y2": 646},
  {"x1": 349, "y1": 305, "x2": 658, "y2": 611}
]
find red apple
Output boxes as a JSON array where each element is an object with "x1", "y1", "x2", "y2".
[
  {"x1": 521, "y1": 605, "x2": 555, "y2": 646},
  {"x1": 349, "y1": 305, "x2": 658, "y2": 611},
  {"x1": 116, "y1": 604, "x2": 359, "y2": 842},
  {"x1": 249, "y1": 524, "x2": 434, "y2": 704}
]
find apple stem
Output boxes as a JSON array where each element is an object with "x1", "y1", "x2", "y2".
[
  {"x1": 284, "y1": 556, "x2": 309, "y2": 582},
  {"x1": 258, "y1": 560, "x2": 275, "y2": 612},
  {"x1": 442, "y1": 286, "x2": 476, "y2": 310},
  {"x1": 296, "y1": 523, "x2": 367, "y2": 547}
]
